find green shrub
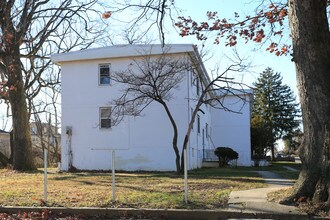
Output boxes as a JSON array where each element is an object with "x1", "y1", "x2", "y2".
[{"x1": 214, "y1": 147, "x2": 239, "y2": 167}]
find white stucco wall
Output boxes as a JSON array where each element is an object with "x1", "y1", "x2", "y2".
[
  {"x1": 60, "y1": 53, "x2": 212, "y2": 171},
  {"x1": 57, "y1": 45, "x2": 251, "y2": 171},
  {"x1": 185, "y1": 74, "x2": 213, "y2": 170},
  {"x1": 210, "y1": 93, "x2": 252, "y2": 166}
]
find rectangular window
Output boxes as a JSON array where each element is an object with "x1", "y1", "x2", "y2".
[
  {"x1": 197, "y1": 114, "x2": 200, "y2": 134},
  {"x1": 100, "y1": 107, "x2": 111, "y2": 128},
  {"x1": 196, "y1": 77, "x2": 200, "y2": 96},
  {"x1": 191, "y1": 108, "x2": 194, "y2": 130},
  {"x1": 99, "y1": 64, "x2": 110, "y2": 85},
  {"x1": 202, "y1": 128, "x2": 205, "y2": 149},
  {"x1": 206, "y1": 123, "x2": 209, "y2": 139},
  {"x1": 31, "y1": 127, "x2": 36, "y2": 134},
  {"x1": 191, "y1": 70, "x2": 200, "y2": 96}
]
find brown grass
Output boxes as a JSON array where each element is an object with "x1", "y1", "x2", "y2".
[{"x1": 0, "y1": 168, "x2": 264, "y2": 209}]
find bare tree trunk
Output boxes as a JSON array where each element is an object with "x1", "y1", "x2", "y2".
[
  {"x1": 270, "y1": 146, "x2": 275, "y2": 161},
  {"x1": 9, "y1": 130, "x2": 14, "y2": 164},
  {"x1": 282, "y1": 0, "x2": 330, "y2": 206},
  {"x1": 269, "y1": 124, "x2": 276, "y2": 161},
  {"x1": 180, "y1": 99, "x2": 203, "y2": 173},
  {"x1": 6, "y1": 48, "x2": 36, "y2": 171},
  {"x1": 160, "y1": 101, "x2": 181, "y2": 173}
]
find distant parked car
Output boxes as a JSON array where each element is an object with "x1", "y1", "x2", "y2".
[{"x1": 275, "y1": 154, "x2": 295, "y2": 162}]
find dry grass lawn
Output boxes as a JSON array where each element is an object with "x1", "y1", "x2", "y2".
[{"x1": 0, "y1": 167, "x2": 264, "y2": 209}]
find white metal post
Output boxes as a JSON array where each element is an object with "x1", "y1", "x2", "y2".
[
  {"x1": 44, "y1": 149, "x2": 48, "y2": 202},
  {"x1": 184, "y1": 149, "x2": 188, "y2": 205},
  {"x1": 112, "y1": 150, "x2": 116, "y2": 202}
]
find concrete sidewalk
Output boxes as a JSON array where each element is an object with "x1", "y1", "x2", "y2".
[
  {"x1": 0, "y1": 206, "x2": 314, "y2": 220},
  {"x1": 227, "y1": 171, "x2": 299, "y2": 214}
]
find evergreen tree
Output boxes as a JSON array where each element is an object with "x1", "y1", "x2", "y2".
[
  {"x1": 282, "y1": 129, "x2": 303, "y2": 155},
  {"x1": 251, "y1": 67, "x2": 300, "y2": 160}
]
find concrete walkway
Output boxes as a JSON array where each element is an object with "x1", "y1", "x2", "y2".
[
  {"x1": 227, "y1": 171, "x2": 299, "y2": 214},
  {"x1": 283, "y1": 165, "x2": 299, "y2": 172}
]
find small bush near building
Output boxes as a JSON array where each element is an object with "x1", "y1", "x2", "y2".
[{"x1": 214, "y1": 147, "x2": 239, "y2": 167}]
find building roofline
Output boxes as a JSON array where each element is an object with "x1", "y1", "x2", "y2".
[
  {"x1": 188, "y1": 45, "x2": 214, "y2": 94},
  {"x1": 51, "y1": 44, "x2": 214, "y2": 98},
  {"x1": 51, "y1": 44, "x2": 253, "y2": 99},
  {"x1": 51, "y1": 44, "x2": 197, "y2": 64}
]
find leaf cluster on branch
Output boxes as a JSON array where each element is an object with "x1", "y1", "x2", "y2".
[{"x1": 175, "y1": 2, "x2": 291, "y2": 56}]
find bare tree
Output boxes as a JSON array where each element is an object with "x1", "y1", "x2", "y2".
[
  {"x1": 121, "y1": 27, "x2": 157, "y2": 45},
  {"x1": 0, "y1": 0, "x2": 106, "y2": 170},
  {"x1": 283, "y1": 0, "x2": 330, "y2": 207},
  {"x1": 180, "y1": 51, "x2": 251, "y2": 171},
  {"x1": 111, "y1": 52, "x2": 190, "y2": 173},
  {"x1": 31, "y1": 91, "x2": 61, "y2": 167},
  {"x1": 103, "y1": 0, "x2": 178, "y2": 45},
  {"x1": 111, "y1": 48, "x2": 250, "y2": 173}
]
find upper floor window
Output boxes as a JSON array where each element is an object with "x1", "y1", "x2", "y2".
[
  {"x1": 191, "y1": 70, "x2": 200, "y2": 96},
  {"x1": 100, "y1": 107, "x2": 111, "y2": 129},
  {"x1": 196, "y1": 77, "x2": 200, "y2": 96},
  {"x1": 99, "y1": 64, "x2": 110, "y2": 85}
]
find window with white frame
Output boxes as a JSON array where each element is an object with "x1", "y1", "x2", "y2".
[
  {"x1": 99, "y1": 64, "x2": 110, "y2": 85},
  {"x1": 100, "y1": 107, "x2": 111, "y2": 129}
]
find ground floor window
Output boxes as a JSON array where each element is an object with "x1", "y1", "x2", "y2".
[{"x1": 100, "y1": 107, "x2": 111, "y2": 128}]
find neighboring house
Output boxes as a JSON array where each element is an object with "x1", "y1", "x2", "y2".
[
  {"x1": 0, "y1": 129, "x2": 10, "y2": 158},
  {"x1": 30, "y1": 122, "x2": 61, "y2": 147},
  {"x1": 51, "y1": 44, "x2": 252, "y2": 171},
  {"x1": 30, "y1": 122, "x2": 61, "y2": 164},
  {"x1": 0, "y1": 123, "x2": 61, "y2": 166}
]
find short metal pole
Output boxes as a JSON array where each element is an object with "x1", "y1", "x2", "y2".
[
  {"x1": 184, "y1": 149, "x2": 188, "y2": 205},
  {"x1": 112, "y1": 150, "x2": 115, "y2": 202},
  {"x1": 44, "y1": 149, "x2": 48, "y2": 202}
]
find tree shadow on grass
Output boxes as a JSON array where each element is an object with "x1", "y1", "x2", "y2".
[{"x1": 116, "y1": 183, "x2": 182, "y2": 194}]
